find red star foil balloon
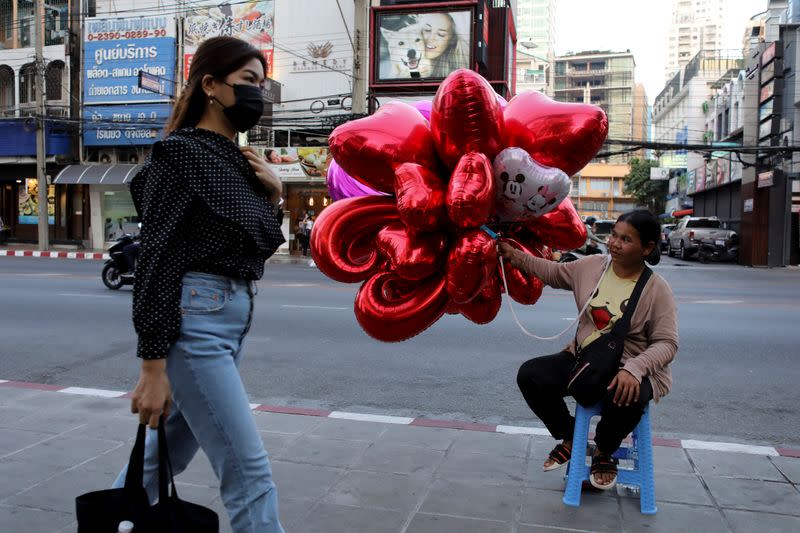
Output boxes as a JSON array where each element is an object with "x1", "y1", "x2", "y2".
[{"x1": 317, "y1": 69, "x2": 604, "y2": 342}]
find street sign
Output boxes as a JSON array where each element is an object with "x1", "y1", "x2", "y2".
[
  {"x1": 138, "y1": 71, "x2": 173, "y2": 97},
  {"x1": 650, "y1": 167, "x2": 669, "y2": 180}
]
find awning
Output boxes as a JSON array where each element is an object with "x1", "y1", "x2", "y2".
[
  {"x1": 672, "y1": 208, "x2": 694, "y2": 218},
  {"x1": 52, "y1": 164, "x2": 142, "y2": 185}
]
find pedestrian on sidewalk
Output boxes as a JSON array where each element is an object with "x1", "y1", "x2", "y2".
[
  {"x1": 498, "y1": 209, "x2": 678, "y2": 491},
  {"x1": 112, "y1": 36, "x2": 286, "y2": 533}
]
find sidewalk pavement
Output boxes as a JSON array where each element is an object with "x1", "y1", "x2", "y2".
[{"x1": 1, "y1": 384, "x2": 799, "y2": 533}]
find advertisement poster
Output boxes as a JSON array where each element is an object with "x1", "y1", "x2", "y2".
[
  {"x1": 83, "y1": 103, "x2": 171, "y2": 146},
  {"x1": 730, "y1": 159, "x2": 743, "y2": 182},
  {"x1": 687, "y1": 169, "x2": 696, "y2": 195},
  {"x1": 184, "y1": 1, "x2": 275, "y2": 79},
  {"x1": 376, "y1": 10, "x2": 471, "y2": 81},
  {"x1": 716, "y1": 157, "x2": 730, "y2": 187},
  {"x1": 83, "y1": 16, "x2": 176, "y2": 105},
  {"x1": 705, "y1": 159, "x2": 716, "y2": 190},
  {"x1": 695, "y1": 166, "x2": 706, "y2": 193},
  {"x1": 258, "y1": 147, "x2": 331, "y2": 180},
  {"x1": 18, "y1": 179, "x2": 55, "y2": 225}
]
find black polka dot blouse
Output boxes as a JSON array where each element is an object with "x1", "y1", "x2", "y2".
[{"x1": 129, "y1": 127, "x2": 286, "y2": 359}]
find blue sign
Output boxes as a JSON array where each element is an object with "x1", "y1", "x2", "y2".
[
  {"x1": 83, "y1": 104, "x2": 171, "y2": 146},
  {"x1": 83, "y1": 15, "x2": 176, "y2": 105}
]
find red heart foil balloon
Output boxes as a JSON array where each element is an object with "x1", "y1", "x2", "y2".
[
  {"x1": 355, "y1": 271, "x2": 448, "y2": 342},
  {"x1": 310, "y1": 196, "x2": 399, "y2": 283},
  {"x1": 329, "y1": 102, "x2": 439, "y2": 193},
  {"x1": 394, "y1": 163, "x2": 447, "y2": 232},
  {"x1": 446, "y1": 229, "x2": 498, "y2": 304},
  {"x1": 458, "y1": 273, "x2": 502, "y2": 324},
  {"x1": 447, "y1": 152, "x2": 496, "y2": 229},
  {"x1": 376, "y1": 222, "x2": 448, "y2": 281},
  {"x1": 497, "y1": 237, "x2": 545, "y2": 305},
  {"x1": 517, "y1": 197, "x2": 587, "y2": 251},
  {"x1": 431, "y1": 69, "x2": 504, "y2": 169},
  {"x1": 503, "y1": 91, "x2": 608, "y2": 177}
]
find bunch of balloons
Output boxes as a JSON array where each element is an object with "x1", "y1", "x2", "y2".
[{"x1": 314, "y1": 69, "x2": 608, "y2": 342}]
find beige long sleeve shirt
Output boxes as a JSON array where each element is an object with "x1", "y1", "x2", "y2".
[{"x1": 519, "y1": 254, "x2": 679, "y2": 401}]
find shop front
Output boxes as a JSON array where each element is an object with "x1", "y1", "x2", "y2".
[
  {"x1": 259, "y1": 146, "x2": 333, "y2": 255},
  {"x1": 0, "y1": 166, "x2": 89, "y2": 246},
  {"x1": 53, "y1": 164, "x2": 142, "y2": 249}
]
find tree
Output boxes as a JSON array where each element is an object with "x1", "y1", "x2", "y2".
[{"x1": 623, "y1": 158, "x2": 668, "y2": 215}]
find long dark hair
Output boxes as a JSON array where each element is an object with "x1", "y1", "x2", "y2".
[
  {"x1": 164, "y1": 36, "x2": 266, "y2": 135},
  {"x1": 616, "y1": 209, "x2": 661, "y2": 265}
]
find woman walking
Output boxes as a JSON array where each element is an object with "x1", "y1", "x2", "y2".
[
  {"x1": 499, "y1": 210, "x2": 678, "y2": 491},
  {"x1": 112, "y1": 36, "x2": 286, "y2": 532}
]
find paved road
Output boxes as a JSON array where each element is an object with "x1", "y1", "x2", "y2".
[{"x1": 1, "y1": 255, "x2": 799, "y2": 447}]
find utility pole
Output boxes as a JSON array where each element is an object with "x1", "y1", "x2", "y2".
[
  {"x1": 35, "y1": 0, "x2": 49, "y2": 250},
  {"x1": 352, "y1": 0, "x2": 369, "y2": 115}
]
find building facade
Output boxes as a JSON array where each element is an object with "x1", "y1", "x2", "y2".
[
  {"x1": 553, "y1": 50, "x2": 643, "y2": 164},
  {"x1": 664, "y1": 0, "x2": 725, "y2": 82},
  {"x1": 0, "y1": 0, "x2": 77, "y2": 245},
  {"x1": 570, "y1": 163, "x2": 637, "y2": 220},
  {"x1": 653, "y1": 50, "x2": 743, "y2": 223},
  {"x1": 515, "y1": 0, "x2": 554, "y2": 95}
]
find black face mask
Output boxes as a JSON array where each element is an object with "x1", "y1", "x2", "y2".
[{"x1": 217, "y1": 82, "x2": 264, "y2": 132}]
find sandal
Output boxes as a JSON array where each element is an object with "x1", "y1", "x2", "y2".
[
  {"x1": 543, "y1": 442, "x2": 572, "y2": 471},
  {"x1": 590, "y1": 452, "x2": 618, "y2": 490}
]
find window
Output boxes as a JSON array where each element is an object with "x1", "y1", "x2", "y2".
[
  {"x1": 0, "y1": 65, "x2": 14, "y2": 112},
  {"x1": 46, "y1": 61, "x2": 64, "y2": 101},
  {"x1": 590, "y1": 179, "x2": 610, "y2": 191},
  {"x1": 19, "y1": 63, "x2": 36, "y2": 105}
]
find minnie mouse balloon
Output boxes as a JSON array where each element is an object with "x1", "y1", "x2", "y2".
[{"x1": 493, "y1": 147, "x2": 571, "y2": 222}]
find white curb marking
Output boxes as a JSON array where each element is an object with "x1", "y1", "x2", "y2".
[
  {"x1": 496, "y1": 425, "x2": 552, "y2": 436},
  {"x1": 329, "y1": 411, "x2": 414, "y2": 425},
  {"x1": 59, "y1": 387, "x2": 127, "y2": 398},
  {"x1": 281, "y1": 304, "x2": 348, "y2": 311},
  {"x1": 67, "y1": 252, "x2": 77, "y2": 259},
  {"x1": 0, "y1": 380, "x2": 8, "y2": 384},
  {"x1": 681, "y1": 439, "x2": 779, "y2": 456},
  {"x1": 249, "y1": 403, "x2": 260, "y2": 410}
]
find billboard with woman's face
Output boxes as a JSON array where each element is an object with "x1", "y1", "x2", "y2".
[{"x1": 375, "y1": 10, "x2": 472, "y2": 82}]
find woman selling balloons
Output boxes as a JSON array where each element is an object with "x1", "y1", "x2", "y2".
[{"x1": 312, "y1": 69, "x2": 608, "y2": 342}]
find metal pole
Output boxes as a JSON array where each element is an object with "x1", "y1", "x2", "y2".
[
  {"x1": 35, "y1": 0, "x2": 49, "y2": 250},
  {"x1": 351, "y1": 0, "x2": 369, "y2": 115}
]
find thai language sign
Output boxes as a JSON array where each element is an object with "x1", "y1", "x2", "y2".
[
  {"x1": 83, "y1": 16, "x2": 176, "y2": 105},
  {"x1": 83, "y1": 104, "x2": 172, "y2": 146},
  {"x1": 183, "y1": 1, "x2": 274, "y2": 80}
]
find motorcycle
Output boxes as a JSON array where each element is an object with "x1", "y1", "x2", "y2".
[
  {"x1": 697, "y1": 235, "x2": 739, "y2": 263},
  {"x1": 557, "y1": 241, "x2": 607, "y2": 263},
  {"x1": 102, "y1": 234, "x2": 140, "y2": 290}
]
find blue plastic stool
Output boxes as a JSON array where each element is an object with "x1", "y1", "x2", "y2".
[{"x1": 562, "y1": 402, "x2": 657, "y2": 514}]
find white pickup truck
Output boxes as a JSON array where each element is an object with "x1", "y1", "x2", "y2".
[{"x1": 667, "y1": 216, "x2": 737, "y2": 260}]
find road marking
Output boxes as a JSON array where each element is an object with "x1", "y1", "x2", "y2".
[
  {"x1": 561, "y1": 317, "x2": 576, "y2": 321},
  {"x1": 0, "y1": 380, "x2": 7, "y2": 384},
  {"x1": 329, "y1": 411, "x2": 414, "y2": 425},
  {"x1": 57, "y1": 293, "x2": 114, "y2": 298},
  {"x1": 496, "y1": 425, "x2": 551, "y2": 436},
  {"x1": 269, "y1": 283, "x2": 319, "y2": 288},
  {"x1": 681, "y1": 439, "x2": 779, "y2": 456},
  {"x1": 281, "y1": 304, "x2": 348, "y2": 310},
  {"x1": 690, "y1": 300, "x2": 744, "y2": 305},
  {"x1": 59, "y1": 387, "x2": 126, "y2": 398},
  {"x1": 249, "y1": 403, "x2": 260, "y2": 410}
]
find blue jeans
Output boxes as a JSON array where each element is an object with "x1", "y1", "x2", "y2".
[{"x1": 114, "y1": 272, "x2": 284, "y2": 533}]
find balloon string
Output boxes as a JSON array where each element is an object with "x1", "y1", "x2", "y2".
[{"x1": 497, "y1": 255, "x2": 610, "y2": 342}]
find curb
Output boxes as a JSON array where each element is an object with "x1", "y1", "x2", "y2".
[
  {"x1": 1, "y1": 379, "x2": 797, "y2": 458},
  {"x1": 0, "y1": 249, "x2": 313, "y2": 266},
  {"x1": 1, "y1": 250, "x2": 107, "y2": 260}
]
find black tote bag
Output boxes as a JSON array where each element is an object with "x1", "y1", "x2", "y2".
[
  {"x1": 76, "y1": 420, "x2": 218, "y2": 533},
  {"x1": 566, "y1": 266, "x2": 652, "y2": 407}
]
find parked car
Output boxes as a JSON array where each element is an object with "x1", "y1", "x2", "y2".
[
  {"x1": 667, "y1": 216, "x2": 737, "y2": 260},
  {"x1": 660, "y1": 223, "x2": 676, "y2": 252},
  {"x1": 592, "y1": 219, "x2": 616, "y2": 240}
]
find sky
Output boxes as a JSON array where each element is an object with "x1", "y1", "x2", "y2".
[{"x1": 554, "y1": 0, "x2": 768, "y2": 105}]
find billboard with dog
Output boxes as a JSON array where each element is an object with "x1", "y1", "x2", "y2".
[{"x1": 375, "y1": 10, "x2": 472, "y2": 82}]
